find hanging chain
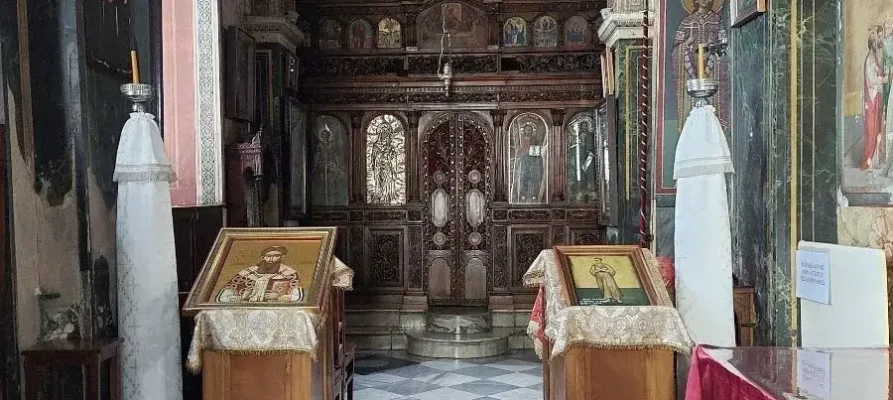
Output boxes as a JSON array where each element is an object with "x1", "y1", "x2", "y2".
[{"x1": 638, "y1": 0, "x2": 651, "y2": 248}]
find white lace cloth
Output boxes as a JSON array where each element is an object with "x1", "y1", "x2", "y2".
[
  {"x1": 674, "y1": 105, "x2": 736, "y2": 347},
  {"x1": 523, "y1": 249, "x2": 693, "y2": 360},
  {"x1": 115, "y1": 112, "x2": 182, "y2": 400},
  {"x1": 186, "y1": 258, "x2": 354, "y2": 373}
]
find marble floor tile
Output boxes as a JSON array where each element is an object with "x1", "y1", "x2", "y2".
[
  {"x1": 378, "y1": 379, "x2": 442, "y2": 396},
  {"x1": 489, "y1": 387, "x2": 543, "y2": 400},
  {"x1": 448, "y1": 380, "x2": 519, "y2": 396},
  {"x1": 353, "y1": 388, "x2": 404, "y2": 400},
  {"x1": 414, "y1": 372, "x2": 481, "y2": 386},
  {"x1": 486, "y1": 372, "x2": 542, "y2": 387},
  {"x1": 449, "y1": 365, "x2": 516, "y2": 379},
  {"x1": 354, "y1": 350, "x2": 543, "y2": 400}
]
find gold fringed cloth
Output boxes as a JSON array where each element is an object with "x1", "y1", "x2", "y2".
[
  {"x1": 186, "y1": 258, "x2": 354, "y2": 373},
  {"x1": 523, "y1": 249, "x2": 693, "y2": 360}
]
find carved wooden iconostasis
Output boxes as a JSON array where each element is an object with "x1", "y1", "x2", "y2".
[{"x1": 289, "y1": 0, "x2": 610, "y2": 310}]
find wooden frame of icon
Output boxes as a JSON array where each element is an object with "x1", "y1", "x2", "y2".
[
  {"x1": 730, "y1": 0, "x2": 768, "y2": 28},
  {"x1": 183, "y1": 227, "x2": 337, "y2": 315},
  {"x1": 554, "y1": 245, "x2": 670, "y2": 307}
]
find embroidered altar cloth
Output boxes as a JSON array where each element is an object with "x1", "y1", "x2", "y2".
[
  {"x1": 186, "y1": 258, "x2": 353, "y2": 373},
  {"x1": 523, "y1": 249, "x2": 693, "y2": 360}
]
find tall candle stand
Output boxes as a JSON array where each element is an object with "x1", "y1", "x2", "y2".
[{"x1": 120, "y1": 83, "x2": 154, "y2": 113}]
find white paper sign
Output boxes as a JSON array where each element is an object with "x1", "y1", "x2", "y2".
[
  {"x1": 797, "y1": 249, "x2": 831, "y2": 304},
  {"x1": 797, "y1": 349, "x2": 831, "y2": 400}
]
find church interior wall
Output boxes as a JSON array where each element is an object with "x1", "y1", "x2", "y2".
[{"x1": 1, "y1": 0, "x2": 158, "y2": 397}]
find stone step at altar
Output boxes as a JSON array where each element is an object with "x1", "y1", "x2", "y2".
[
  {"x1": 425, "y1": 306, "x2": 491, "y2": 334},
  {"x1": 405, "y1": 329, "x2": 513, "y2": 359}
]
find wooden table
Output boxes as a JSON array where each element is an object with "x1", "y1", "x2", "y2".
[{"x1": 22, "y1": 338, "x2": 120, "y2": 400}]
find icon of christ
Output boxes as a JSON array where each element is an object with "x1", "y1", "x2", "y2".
[{"x1": 216, "y1": 246, "x2": 305, "y2": 303}]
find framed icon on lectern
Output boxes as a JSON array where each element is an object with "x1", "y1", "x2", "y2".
[
  {"x1": 554, "y1": 245, "x2": 671, "y2": 307},
  {"x1": 183, "y1": 227, "x2": 337, "y2": 315}
]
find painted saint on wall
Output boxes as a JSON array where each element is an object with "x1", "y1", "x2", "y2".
[
  {"x1": 366, "y1": 114, "x2": 407, "y2": 205},
  {"x1": 509, "y1": 113, "x2": 549, "y2": 204},
  {"x1": 533, "y1": 16, "x2": 558, "y2": 47},
  {"x1": 349, "y1": 19, "x2": 374, "y2": 49},
  {"x1": 504, "y1": 17, "x2": 528, "y2": 47},
  {"x1": 417, "y1": 2, "x2": 487, "y2": 49},
  {"x1": 671, "y1": 0, "x2": 728, "y2": 130},
  {"x1": 566, "y1": 112, "x2": 598, "y2": 203},
  {"x1": 564, "y1": 16, "x2": 589, "y2": 48},
  {"x1": 310, "y1": 115, "x2": 349, "y2": 207},
  {"x1": 319, "y1": 19, "x2": 343, "y2": 49},
  {"x1": 840, "y1": 0, "x2": 893, "y2": 203},
  {"x1": 378, "y1": 18, "x2": 403, "y2": 49}
]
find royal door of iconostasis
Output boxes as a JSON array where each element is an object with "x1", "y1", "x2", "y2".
[{"x1": 423, "y1": 113, "x2": 492, "y2": 306}]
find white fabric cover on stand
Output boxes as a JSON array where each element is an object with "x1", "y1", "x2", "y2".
[
  {"x1": 114, "y1": 112, "x2": 183, "y2": 399},
  {"x1": 673, "y1": 105, "x2": 736, "y2": 347}
]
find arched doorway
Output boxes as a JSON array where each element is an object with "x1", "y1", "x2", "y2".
[{"x1": 422, "y1": 112, "x2": 491, "y2": 306}]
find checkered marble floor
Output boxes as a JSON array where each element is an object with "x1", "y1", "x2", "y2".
[{"x1": 354, "y1": 350, "x2": 543, "y2": 400}]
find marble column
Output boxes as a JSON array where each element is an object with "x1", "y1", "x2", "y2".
[
  {"x1": 598, "y1": 3, "x2": 652, "y2": 245},
  {"x1": 728, "y1": 0, "x2": 839, "y2": 346}
]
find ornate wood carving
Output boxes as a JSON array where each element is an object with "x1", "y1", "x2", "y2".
[
  {"x1": 492, "y1": 209, "x2": 508, "y2": 221},
  {"x1": 407, "y1": 55, "x2": 499, "y2": 75},
  {"x1": 491, "y1": 109, "x2": 507, "y2": 202},
  {"x1": 553, "y1": 225, "x2": 568, "y2": 245},
  {"x1": 299, "y1": 84, "x2": 602, "y2": 106},
  {"x1": 349, "y1": 111, "x2": 365, "y2": 204},
  {"x1": 368, "y1": 229, "x2": 403, "y2": 287},
  {"x1": 492, "y1": 225, "x2": 509, "y2": 290},
  {"x1": 408, "y1": 225, "x2": 425, "y2": 291},
  {"x1": 508, "y1": 209, "x2": 552, "y2": 221},
  {"x1": 551, "y1": 209, "x2": 567, "y2": 220},
  {"x1": 507, "y1": 54, "x2": 600, "y2": 74},
  {"x1": 423, "y1": 113, "x2": 492, "y2": 305},
  {"x1": 567, "y1": 209, "x2": 599, "y2": 221},
  {"x1": 303, "y1": 57, "x2": 403, "y2": 76},
  {"x1": 511, "y1": 228, "x2": 549, "y2": 286},
  {"x1": 571, "y1": 229, "x2": 605, "y2": 245},
  {"x1": 310, "y1": 211, "x2": 350, "y2": 223},
  {"x1": 550, "y1": 108, "x2": 567, "y2": 202},
  {"x1": 350, "y1": 211, "x2": 364, "y2": 221},
  {"x1": 366, "y1": 210, "x2": 406, "y2": 221},
  {"x1": 349, "y1": 227, "x2": 365, "y2": 288},
  {"x1": 406, "y1": 111, "x2": 421, "y2": 203}
]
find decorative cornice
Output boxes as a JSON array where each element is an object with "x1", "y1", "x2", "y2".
[
  {"x1": 597, "y1": 7, "x2": 654, "y2": 48},
  {"x1": 244, "y1": 16, "x2": 309, "y2": 53},
  {"x1": 298, "y1": 83, "x2": 601, "y2": 105}
]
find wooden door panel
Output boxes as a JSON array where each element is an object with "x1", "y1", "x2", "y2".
[{"x1": 423, "y1": 113, "x2": 491, "y2": 306}]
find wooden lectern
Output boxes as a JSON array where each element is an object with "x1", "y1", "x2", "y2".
[
  {"x1": 183, "y1": 228, "x2": 355, "y2": 400},
  {"x1": 533, "y1": 246, "x2": 691, "y2": 400},
  {"x1": 200, "y1": 286, "x2": 354, "y2": 400}
]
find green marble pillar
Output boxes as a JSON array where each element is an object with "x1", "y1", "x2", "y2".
[{"x1": 729, "y1": 0, "x2": 839, "y2": 346}]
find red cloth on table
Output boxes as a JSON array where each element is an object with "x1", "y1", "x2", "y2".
[
  {"x1": 529, "y1": 287, "x2": 547, "y2": 352},
  {"x1": 685, "y1": 345, "x2": 777, "y2": 400}
]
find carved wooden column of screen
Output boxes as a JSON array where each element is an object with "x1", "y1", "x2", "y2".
[
  {"x1": 491, "y1": 109, "x2": 507, "y2": 203},
  {"x1": 424, "y1": 113, "x2": 492, "y2": 306},
  {"x1": 550, "y1": 109, "x2": 567, "y2": 202},
  {"x1": 406, "y1": 112, "x2": 420, "y2": 203},
  {"x1": 349, "y1": 112, "x2": 365, "y2": 204}
]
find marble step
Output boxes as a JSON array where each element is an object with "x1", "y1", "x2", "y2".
[
  {"x1": 426, "y1": 307, "x2": 491, "y2": 334},
  {"x1": 406, "y1": 328, "x2": 512, "y2": 359}
]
